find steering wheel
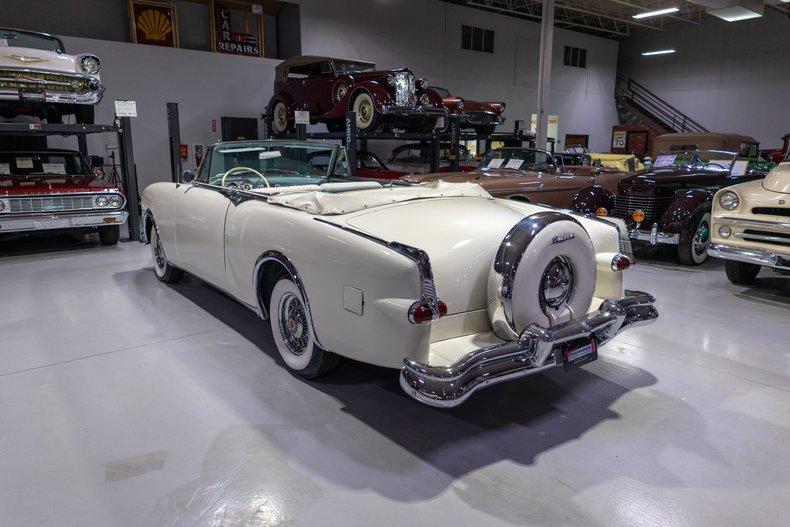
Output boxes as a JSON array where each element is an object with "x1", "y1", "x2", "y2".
[{"x1": 221, "y1": 166, "x2": 271, "y2": 188}]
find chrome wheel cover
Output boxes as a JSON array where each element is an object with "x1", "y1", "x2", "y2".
[
  {"x1": 356, "y1": 97, "x2": 373, "y2": 126},
  {"x1": 539, "y1": 256, "x2": 574, "y2": 310},
  {"x1": 278, "y1": 292, "x2": 310, "y2": 356},
  {"x1": 274, "y1": 103, "x2": 287, "y2": 131},
  {"x1": 152, "y1": 230, "x2": 166, "y2": 272},
  {"x1": 693, "y1": 218, "x2": 710, "y2": 256}
]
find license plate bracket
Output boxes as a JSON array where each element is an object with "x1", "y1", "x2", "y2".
[
  {"x1": 19, "y1": 88, "x2": 46, "y2": 102},
  {"x1": 562, "y1": 338, "x2": 598, "y2": 372}
]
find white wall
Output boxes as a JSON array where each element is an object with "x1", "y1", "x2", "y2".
[
  {"x1": 618, "y1": 9, "x2": 790, "y2": 149},
  {"x1": 54, "y1": 0, "x2": 621, "y2": 190}
]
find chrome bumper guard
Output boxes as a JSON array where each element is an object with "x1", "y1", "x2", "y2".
[
  {"x1": 0, "y1": 89, "x2": 104, "y2": 106},
  {"x1": 381, "y1": 105, "x2": 448, "y2": 117},
  {"x1": 708, "y1": 243, "x2": 790, "y2": 271},
  {"x1": 0, "y1": 211, "x2": 127, "y2": 233},
  {"x1": 629, "y1": 223, "x2": 679, "y2": 245},
  {"x1": 461, "y1": 112, "x2": 505, "y2": 126},
  {"x1": 400, "y1": 291, "x2": 658, "y2": 408}
]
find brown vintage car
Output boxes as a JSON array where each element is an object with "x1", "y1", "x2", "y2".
[
  {"x1": 265, "y1": 55, "x2": 446, "y2": 135},
  {"x1": 430, "y1": 86, "x2": 505, "y2": 135},
  {"x1": 402, "y1": 147, "x2": 628, "y2": 207}
]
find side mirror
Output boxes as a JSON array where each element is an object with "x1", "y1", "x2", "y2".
[{"x1": 181, "y1": 170, "x2": 196, "y2": 183}]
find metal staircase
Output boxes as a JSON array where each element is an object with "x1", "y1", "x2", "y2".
[{"x1": 615, "y1": 77, "x2": 708, "y2": 134}]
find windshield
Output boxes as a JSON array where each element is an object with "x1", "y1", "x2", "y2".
[
  {"x1": 0, "y1": 28, "x2": 64, "y2": 53},
  {"x1": 0, "y1": 152, "x2": 88, "y2": 176},
  {"x1": 333, "y1": 61, "x2": 374, "y2": 74},
  {"x1": 206, "y1": 141, "x2": 337, "y2": 188},
  {"x1": 480, "y1": 148, "x2": 555, "y2": 171},
  {"x1": 652, "y1": 150, "x2": 736, "y2": 172}
]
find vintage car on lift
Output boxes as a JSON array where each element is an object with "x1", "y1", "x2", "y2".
[
  {"x1": 430, "y1": 86, "x2": 505, "y2": 135},
  {"x1": 387, "y1": 142, "x2": 478, "y2": 174},
  {"x1": 0, "y1": 149, "x2": 127, "y2": 244},
  {"x1": 709, "y1": 149, "x2": 790, "y2": 284},
  {"x1": 572, "y1": 149, "x2": 768, "y2": 265},
  {"x1": 0, "y1": 27, "x2": 103, "y2": 124},
  {"x1": 403, "y1": 147, "x2": 629, "y2": 207},
  {"x1": 265, "y1": 56, "x2": 446, "y2": 135},
  {"x1": 139, "y1": 140, "x2": 658, "y2": 407},
  {"x1": 652, "y1": 132, "x2": 774, "y2": 173}
]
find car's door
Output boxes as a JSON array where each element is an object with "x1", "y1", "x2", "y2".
[{"x1": 173, "y1": 149, "x2": 232, "y2": 288}]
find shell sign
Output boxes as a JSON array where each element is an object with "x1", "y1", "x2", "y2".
[{"x1": 129, "y1": 0, "x2": 179, "y2": 48}]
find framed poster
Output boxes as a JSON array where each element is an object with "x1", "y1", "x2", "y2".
[
  {"x1": 128, "y1": 0, "x2": 179, "y2": 47},
  {"x1": 210, "y1": 0, "x2": 264, "y2": 57}
]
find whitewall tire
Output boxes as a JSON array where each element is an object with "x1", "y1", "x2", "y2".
[
  {"x1": 352, "y1": 92, "x2": 379, "y2": 130},
  {"x1": 150, "y1": 225, "x2": 183, "y2": 284},
  {"x1": 269, "y1": 278, "x2": 340, "y2": 378},
  {"x1": 678, "y1": 212, "x2": 711, "y2": 266},
  {"x1": 272, "y1": 101, "x2": 290, "y2": 134}
]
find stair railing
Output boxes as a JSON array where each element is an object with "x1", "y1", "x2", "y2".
[{"x1": 616, "y1": 77, "x2": 708, "y2": 134}]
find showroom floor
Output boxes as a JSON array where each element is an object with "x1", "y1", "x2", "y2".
[{"x1": 1, "y1": 235, "x2": 788, "y2": 526}]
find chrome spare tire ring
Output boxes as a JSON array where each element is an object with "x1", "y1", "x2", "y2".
[{"x1": 539, "y1": 256, "x2": 574, "y2": 311}]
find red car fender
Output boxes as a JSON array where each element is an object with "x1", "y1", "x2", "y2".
[
  {"x1": 266, "y1": 91, "x2": 298, "y2": 119},
  {"x1": 348, "y1": 80, "x2": 391, "y2": 112}
]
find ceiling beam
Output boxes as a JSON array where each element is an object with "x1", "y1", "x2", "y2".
[
  {"x1": 606, "y1": 0, "x2": 702, "y2": 25},
  {"x1": 467, "y1": 1, "x2": 631, "y2": 35}
]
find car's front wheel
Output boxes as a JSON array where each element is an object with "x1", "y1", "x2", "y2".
[
  {"x1": 269, "y1": 278, "x2": 340, "y2": 379},
  {"x1": 678, "y1": 212, "x2": 711, "y2": 265},
  {"x1": 150, "y1": 224, "x2": 183, "y2": 283},
  {"x1": 352, "y1": 92, "x2": 380, "y2": 131},
  {"x1": 724, "y1": 260, "x2": 760, "y2": 285},
  {"x1": 271, "y1": 101, "x2": 292, "y2": 135},
  {"x1": 74, "y1": 105, "x2": 95, "y2": 124},
  {"x1": 98, "y1": 225, "x2": 120, "y2": 245}
]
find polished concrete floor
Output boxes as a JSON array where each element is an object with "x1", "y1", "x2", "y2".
[{"x1": 1, "y1": 234, "x2": 789, "y2": 526}]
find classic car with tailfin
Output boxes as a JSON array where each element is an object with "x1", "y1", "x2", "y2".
[
  {"x1": 140, "y1": 139, "x2": 658, "y2": 407},
  {"x1": 430, "y1": 86, "x2": 505, "y2": 135},
  {"x1": 265, "y1": 56, "x2": 446, "y2": 134},
  {"x1": 709, "y1": 149, "x2": 790, "y2": 284},
  {"x1": 0, "y1": 27, "x2": 103, "y2": 124}
]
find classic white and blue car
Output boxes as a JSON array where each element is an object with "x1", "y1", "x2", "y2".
[{"x1": 140, "y1": 140, "x2": 658, "y2": 407}]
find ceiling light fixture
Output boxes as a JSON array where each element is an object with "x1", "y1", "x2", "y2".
[
  {"x1": 642, "y1": 49, "x2": 676, "y2": 56},
  {"x1": 633, "y1": 7, "x2": 680, "y2": 19}
]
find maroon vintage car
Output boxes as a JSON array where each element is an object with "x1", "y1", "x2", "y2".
[
  {"x1": 0, "y1": 149, "x2": 127, "y2": 244},
  {"x1": 430, "y1": 86, "x2": 505, "y2": 135},
  {"x1": 266, "y1": 55, "x2": 446, "y2": 134}
]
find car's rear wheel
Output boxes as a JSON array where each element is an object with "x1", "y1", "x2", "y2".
[
  {"x1": 150, "y1": 224, "x2": 183, "y2": 283},
  {"x1": 271, "y1": 101, "x2": 292, "y2": 135},
  {"x1": 724, "y1": 260, "x2": 760, "y2": 285},
  {"x1": 473, "y1": 125, "x2": 497, "y2": 135},
  {"x1": 352, "y1": 92, "x2": 380, "y2": 131},
  {"x1": 269, "y1": 278, "x2": 340, "y2": 378},
  {"x1": 678, "y1": 212, "x2": 711, "y2": 265},
  {"x1": 98, "y1": 225, "x2": 120, "y2": 245}
]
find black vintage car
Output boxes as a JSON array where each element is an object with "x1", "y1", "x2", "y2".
[{"x1": 572, "y1": 150, "x2": 767, "y2": 265}]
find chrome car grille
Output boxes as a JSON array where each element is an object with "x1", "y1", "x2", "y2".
[
  {"x1": 614, "y1": 195, "x2": 675, "y2": 224},
  {"x1": 752, "y1": 207, "x2": 790, "y2": 217},
  {"x1": 8, "y1": 195, "x2": 95, "y2": 214},
  {"x1": 393, "y1": 72, "x2": 416, "y2": 107},
  {"x1": 0, "y1": 70, "x2": 93, "y2": 94},
  {"x1": 739, "y1": 229, "x2": 790, "y2": 248}
]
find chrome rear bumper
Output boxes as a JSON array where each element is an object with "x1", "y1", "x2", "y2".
[
  {"x1": 708, "y1": 243, "x2": 790, "y2": 270},
  {"x1": 400, "y1": 291, "x2": 658, "y2": 407}
]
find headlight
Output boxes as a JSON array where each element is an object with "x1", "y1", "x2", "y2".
[
  {"x1": 108, "y1": 195, "x2": 124, "y2": 208},
  {"x1": 457, "y1": 100, "x2": 464, "y2": 110},
  {"x1": 718, "y1": 225, "x2": 732, "y2": 238},
  {"x1": 80, "y1": 54, "x2": 101, "y2": 75},
  {"x1": 418, "y1": 78, "x2": 428, "y2": 89},
  {"x1": 419, "y1": 93, "x2": 430, "y2": 106},
  {"x1": 719, "y1": 191, "x2": 739, "y2": 210},
  {"x1": 94, "y1": 195, "x2": 109, "y2": 208},
  {"x1": 387, "y1": 74, "x2": 396, "y2": 86},
  {"x1": 0, "y1": 200, "x2": 6, "y2": 213},
  {"x1": 500, "y1": 102, "x2": 506, "y2": 111}
]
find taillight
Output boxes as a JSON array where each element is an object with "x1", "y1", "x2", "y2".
[
  {"x1": 611, "y1": 253, "x2": 634, "y2": 271},
  {"x1": 408, "y1": 299, "x2": 448, "y2": 324}
]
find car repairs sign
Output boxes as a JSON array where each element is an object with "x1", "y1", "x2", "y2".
[{"x1": 211, "y1": 0, "x2": 263, "y2": 57}]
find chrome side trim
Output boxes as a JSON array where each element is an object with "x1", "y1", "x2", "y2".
[
  {"x1": 492, "y1": 211, "x2": 583, "y2": 332},
  {"x1": 314, "y1": 218, "x2": 440, "y2": 320},
  {"x1": 400, "y1": 290, "x2": 658, "y2": 407},
  {"x1": 628, "y1": 224, "x2": 679, "y2": 245},
  {"x1": 714, "y1": 215, "x2": 790, "y2": 230},
  {"x1": 734, "y1": 232, "x2": 790, "y2": 244},
  {"x1": 708, "y1": 243, "x2": 790, "y2": 270}
]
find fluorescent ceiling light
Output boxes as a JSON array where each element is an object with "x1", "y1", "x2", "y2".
[
  {"x1": 642, "y1": 49, "x2": 676, "y2": 56},
  {"x1": 709, "y1": 7, "x2": 762, "y2": 21},
  {"x1": 633, "y1": 7, "x2": 679, "y2": 19}
]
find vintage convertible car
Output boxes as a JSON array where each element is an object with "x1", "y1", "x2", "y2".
[
  {"x1": 652, "y1": 132, "x2": 774, "y2": 174},
  {"x1": 573, "y1": 149, "x2": 767, "y2": 265},
  {"x1": 140, "y1": 140, "x2": 658, "y2": 407},
  {"x1": 430, "y1": 86, "x2": 505, "y2": 135},
  {"x1": 403, "y1": 147, "x2": 627, "y2": 207},
  {"x1": 0, "y1": 27, "x2": 103, "y2": 124},
  {"x1": 0, "y1": 149, "x2": 127, "y2": 244},
  {"x1": 559, "y1": 147, "x2": 644, "y2": 173},
  {"x1": 709, "y1": 149, "x2": 790, "y2": 284},
  {"x1": 265, "y1": 55, "x2": 445, "y2": 134}
]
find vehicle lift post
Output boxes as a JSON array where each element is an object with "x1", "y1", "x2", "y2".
[{"x1": 166, "y1": 102, "x2": 182, "y2": 184}]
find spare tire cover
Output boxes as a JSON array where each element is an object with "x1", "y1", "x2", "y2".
[{"x1": 488, "y1": 216, "x2": 596, "y2": 339}]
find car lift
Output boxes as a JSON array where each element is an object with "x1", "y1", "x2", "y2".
[
  {"x1": 0, "y1": 119, "x2": 141, "y2": 241},
  {"x1": 265, "y1": 112, "x2": 551, "y2": 178}
]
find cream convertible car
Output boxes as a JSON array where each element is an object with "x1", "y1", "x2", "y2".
[{"x1": 140, "y1": 140, "x2": 658, "y2": 407}]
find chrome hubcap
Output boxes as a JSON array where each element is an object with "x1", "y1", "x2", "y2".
[
  {"x1": 357, "y1": 99, "x2": 372, "y2": 124},
  {"x1": 153, "y1": 232, "x2": 166, "y2": 270},
  {"x1": 275, "y1": 105, "x2": 286, "y2": 129},
  {"x1": 278, "y1": 292, "x2": 309, "y2": 355},
  {"x1": 694, "y1": 220, "x2": 710, "y2": 256},
  {"x1": 539, "y1": 257, "x2": 574, "y2": 310}
]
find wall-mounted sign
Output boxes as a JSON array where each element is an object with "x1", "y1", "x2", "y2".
[
  {"x1": 210, "y1": 0, "x2": 264, "y2": 57},
  {"x1": 114, "y1": 99, "x2": 138, "y2": 117},
  {"x1": 612, "y1": 130, "x2": 627, "y2": 149},
  {"x1": 128, "y1": 0, "x2": 179, "y2": 48}
]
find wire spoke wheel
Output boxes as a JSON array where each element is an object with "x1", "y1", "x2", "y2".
[{"x1": 278, "y1": 292, "x2": 310, "y2": 356}]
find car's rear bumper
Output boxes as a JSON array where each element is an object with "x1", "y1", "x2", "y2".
[
  {"x1": 708, "y1": 243, "x2": 790, "y2": 270},
  {"x1": 0, "y1": 211, "x2": 127, "y2": 233},
  {"x1": 460, "y1": 111, "x2": 505, "y2": 126},
  {"x1": 400, "y1": 290, "x2": 658, "y2": 407}
]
